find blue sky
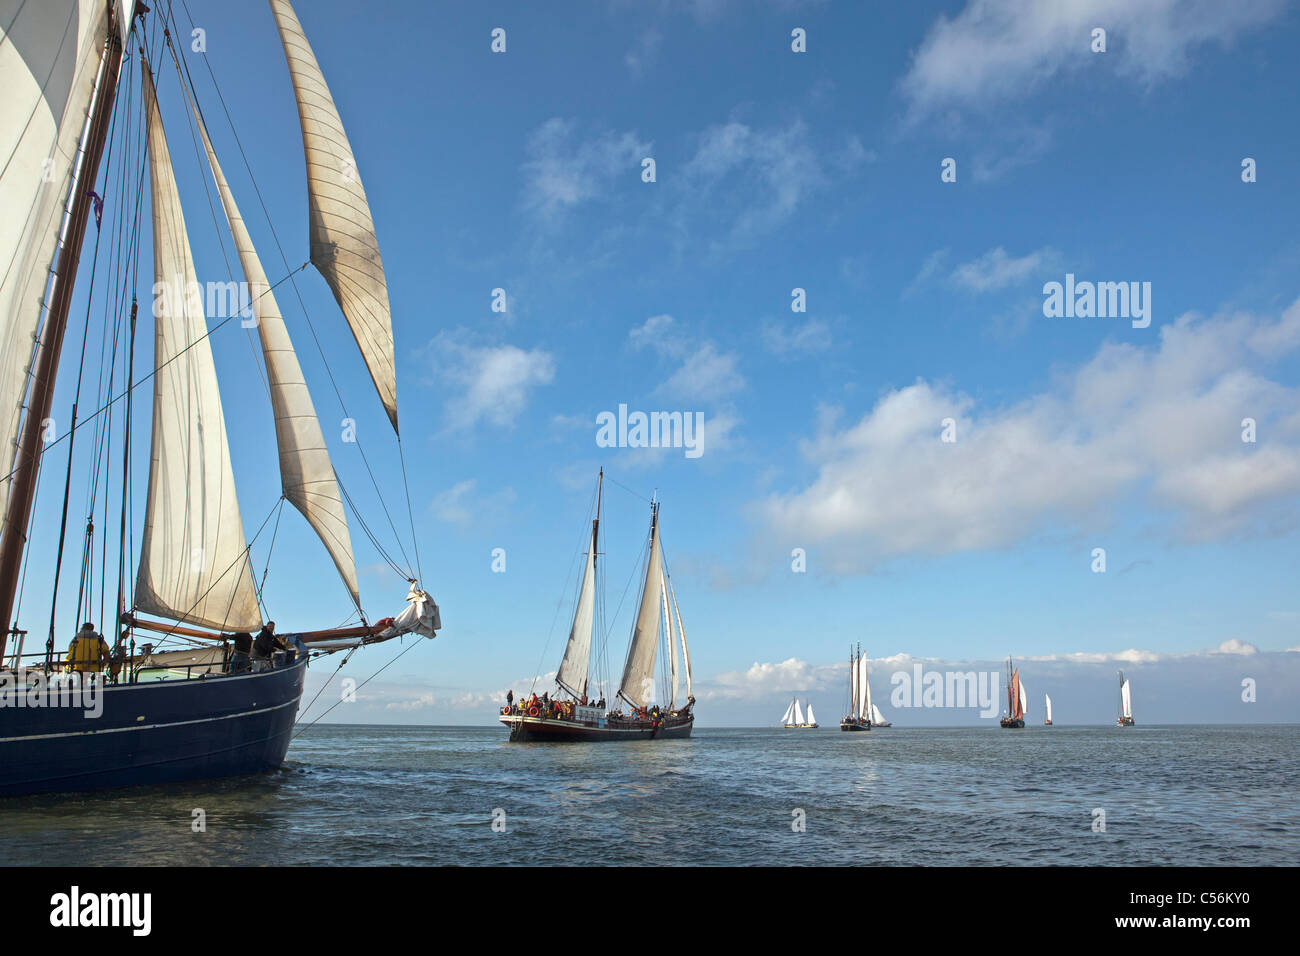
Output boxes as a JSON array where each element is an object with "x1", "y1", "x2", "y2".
[{"x1": 28, "y1": 0, "x2": 1300, "y2": 724}]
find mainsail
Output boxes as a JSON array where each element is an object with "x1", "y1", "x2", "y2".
[
  {"x1": 267, "y1": 0, "x2": 398, "y2": 432},
  {"x1": 661, "y1": 566, "x2": 677, "y2": 707},
  {"x1": 184, "y1": 82, "x2": 359, "y2": 607},
  {"x1": 805, "y1": 702, "x2": 817, "y2": 725},
  {"x1": 858, "y1": 655, "x2": 872, "y2": 720},
  {"x1": 1120, "y1": 675, "x2": 1133, "y2": 720},
  {"x1": 135, "y1": 69, "x2": 261, "y2": 632},
  {"x1": 792, "y1": 699, "x2": 805, "y2": 725},
  {"x1": 0, "y1": 0, "x2": 112, "y2": 537},
  {"x1": 555, "y1": 516, "x2": 596, "y2": 694},
  {"x1": 1045, "y1": 693, "x2": 1053, "y2": 723},
  {"x1": 1018, "y1": 678, "x2": 1029, "y2": 721},
  {"x1": 617, "y1": 504, "x2": 662, "y2": 709},
  {"x1": 669, "y1": 578, "x2": 691, "y2": 699},
  {"x1": 1008, "y1": 667, "x2": 1023, "y2": 720}
]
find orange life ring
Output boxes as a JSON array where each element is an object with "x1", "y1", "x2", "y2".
[
  {"x1": 528, "y1": 705, "x2": 539, "y2": 717},
  {"x1": 501, "y1": 706, "x2": 510, "y2": 715}
]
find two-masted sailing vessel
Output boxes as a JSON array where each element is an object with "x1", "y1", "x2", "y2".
[
  {"x1": 499, "y1": 473, "x2": 694, "y2": 742},
  {"x1": 0, "y1": 1, "x2": 438, "y2": 795},
  {"x1": 840, "y1": 644, "x2": 870, "y2": 731},
  {"x1": 781, "y1": 697, "x2": 817, "y2": 729},
  {"x1": 1116, "y1": 671, "x2": 1135, "y2": 726},
  {"x1": 1044, "y1": 693, "x2": 1053, "y2": 726},
  {"x1": 999, "y1": 658, "x2": 1027, "y2": 728}
]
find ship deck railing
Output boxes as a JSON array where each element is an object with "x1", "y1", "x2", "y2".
[{"x1": 1, "y1": 647, "x2": 300, "y2": 686}]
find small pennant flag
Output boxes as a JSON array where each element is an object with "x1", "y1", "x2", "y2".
[{"x1": 87, "y1": 190, "x2": 103, "y2": 230}]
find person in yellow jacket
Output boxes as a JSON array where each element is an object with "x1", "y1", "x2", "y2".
[{"x1": 65, "y1": 622, "x2": 109, "y2": 673}]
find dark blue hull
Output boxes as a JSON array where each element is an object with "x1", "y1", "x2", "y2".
[{"x1": 0, "y1": 657, "x2": 306, "y2": 796}]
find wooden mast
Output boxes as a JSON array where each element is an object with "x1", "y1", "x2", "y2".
[{"x1": 0, "y1": 12, "x2": 128, "y2": 662}]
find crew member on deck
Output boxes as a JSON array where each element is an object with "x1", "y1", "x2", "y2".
[
  {"x1": 228, "y1": 631, "x2": 253, "y2": 673},
  {"x1": 251, "y1": 621, "x2": 286, "y2": 672},
  {"x1": 65, "y1": 622, "x2": 109, "y2": 674}
]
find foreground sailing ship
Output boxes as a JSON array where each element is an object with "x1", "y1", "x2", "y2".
[
  {"x1": 0, "y1": 1, "x2": 438, "y2": 795},
  {"x1": 999, "y1": 658, "x2": 1027, "y2": 728},
  {"x1": 499, "y1": 472, "x2": 694, "y2": 741},
  {"x1": 840, "y1": 644, "x2": 870, "y2": 731}
]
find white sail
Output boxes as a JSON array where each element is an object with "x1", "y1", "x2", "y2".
[
  {"x1": 0, "y1": 0, "x2": 112, "y2": 536},
  {"x1": 618, "y1": 509, "x2": 662, "y2": 708},
  {"x1": 805, "y1": 702, "x2": 816, "y2": 725},
  {"x1": 781, "y1": 699, "x2": 795, "y2": 725},
  {"x1": 669, "y1": 578, "x2": 691, "y2": 699},
  {"x1": 1018, "y1": 678, "x2": 1029, "y2": 720},
  {"x1": 268, "y1": 0, "x2": 398, "y2": 433},
  {"x1": 134, "y1": 69, "x2": 261, "y2": 632},
  {"x1": 186, "y1": 84, "x2": 359, "y2": 607},
  {"x1": 1045, "y1": 693, "x2": 1053, "y2": 723},
  {"x1": 555, "y1": 525, "x2": 596, "y2": 694},
  {"x1": 849, "y1": 651, "x2": 858, "y2": 718},
  {"x1": 792, "y1": 699, "x2": 805, "y2": 725},
  {"x1": 661, "y1": 566, "x2": 677, "y2": 708},
  {"x1": 1120, "y1": 679, "x2": 1132, "y2": 719},
  {"x1": 870, "y1": 703, "x2": 887, "y2": 725},
  {"x1": 859, "y1": 656, "x2": 872, "y2": 720}
]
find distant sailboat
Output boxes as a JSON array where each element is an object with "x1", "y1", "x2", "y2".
[
  {"x1": 1117, "y1": 671, "x2": 1135, "y2": 726},
  {"x1": 870, "y1": 703, "x2": 892, "y2": 728},
  {"x1": 1044, "y1": 693, "x2": 1053, "y2": 726},
  {"x1": 999, "y1": 658, "x2": 1026, "y2": 728},
  {"x1": 839, "y1": 644, "x2": 871, "y2": 731},
  {"x1": 782, "y1": 697, "x2": 818, "y2": 729}
]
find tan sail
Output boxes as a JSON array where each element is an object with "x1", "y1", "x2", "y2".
[
  {"x1": 184, "y1": 83, "x2": 360, "y2": 607},
  {"x1": 267, "y1": 0, "x2": 398, "y2": 433},
  {"x1": 0, "y1": 0, "x2": 112, "y2": 538},
  {"x1": 135, "y1": 68, "x2": 261, "y2": 632},
  {"x1": 618, "y1": 507, "x2": 662, "y2": 709}
]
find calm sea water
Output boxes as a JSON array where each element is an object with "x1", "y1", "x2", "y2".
[{"x1": 2, "y1": 724, "x2": 1296, "y2": 866}]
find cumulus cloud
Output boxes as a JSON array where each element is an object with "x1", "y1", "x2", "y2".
[
  {"x1": 900, "y1": 0, "x2": 1286, "y2": 119},
  {"x1": 761, "y1": 298, "x2": 1300, "y2": 572},
  {"x1": 762, "y1": 317, "x2": 833, "y2": 357},
  {"x1": 522, "y1": 118, "x2": 650, "y2": 219},
  {"x1": 950, "y1": 246, "x2": 1059, "y2": 293},
  {"x1": 427, "y1": 331, "x2": 555, "y2": 430}
]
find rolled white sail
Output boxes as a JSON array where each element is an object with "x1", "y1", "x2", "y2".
[
  {"x1": 618, "y1": 509, "x2": 662, "y2": 708},
  {"x1": 805, "y1": 702, "x2": 816, "y2": 725},
  {"x1": 555, "y1": 526, "x2": 596, "y2": 694},
  {"x1": 793, "y1": 699, "x2": 805, "y2": 725},
  {"x1": 268, "y1": 0, "x2": 398, "y2": 433},
  {"x1": 0, "y1": 0, "x2": 111, "y2": 536},
  {"x1": 661, "y1": 567, "x2": 677, "y2": 708},
  {"x1": 186, "y1": 85, "x2": 359, "y2": 608},
  {"x1": 669, "y1": 578, "x2": 691, "y2": 699},
  {"x1": 135, "y1": 69, "x2": 261, "y2": 632}
]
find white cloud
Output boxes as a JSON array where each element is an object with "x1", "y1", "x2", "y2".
[
  {"x1": 901, "y1": 0, "x2": 1286, "y2": 119},
  {"x1": 624, "y1": 29, "x2": 662, "y2": 77},
  {"x1": 629, "y1": 314, "x2": 746, "y2": 403},
  {"x1": 762, "y1": 297, "x2": 1300, "y2": 572},
  {"x1": 950, "y1": 246, "x2": 1058, "y2": 293},
  {"x1": 431, "y1": 480, "x2": 517, "y2": 527},
  {"x1": 1211, "y1": 638, "x2": 1258, "y2": 656},
  {"x1": 522, "y1": 118, "x2": 650, "y2": 219},
  {"x1": 762, "y1": 318, "x2": 833, "y2": 356},
  {"x1": 428, "y1": 331, "x2": 555, "y2": 430}
]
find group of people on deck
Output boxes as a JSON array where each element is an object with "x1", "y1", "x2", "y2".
[
  {"x1": 502, "y1": 688, "x2": 607, "y2": 719},
  {"x1": 226, "y1": 622, "x2": 287, "y2": 673}
]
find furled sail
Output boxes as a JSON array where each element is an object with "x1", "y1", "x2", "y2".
[
  {"x1": 669, "y1": 577, "x2": 691, "y2": 698},
  {"x1": 267, "y1": 0, "x2": 398, "y2": 433},
  {"x1": 618, "y1": 506, "x2": 662, "y2": 709},
  {"x1": 135, "y1": 69, "x2": 261, "y2": 632},
  {"x1": 0, "y1": 0, "x2": 112, "y2": 537},
  {"x1": 555, "y1": 524, "x2": 596, "y2": 694},
  {"x1": 660, "y1": 566, "x2": 677, "y2": 708},
  {"x1": 185, "y1": 87, "x2": 359, "y2": 607}
]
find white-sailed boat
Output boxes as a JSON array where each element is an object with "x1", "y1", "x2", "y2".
[
  {"x1": 782, "y1": 697, "x2": 817, "y2": 729},
  {"x1": 870, "y1": 703, "x2": 892, "y2": 728},
  {"x1": 840, "y1": 644, "x2": 871, "y2": 731},
  {"x1": 1044, "y1": 693, "x2": 1053, "y2": 726},
  {"x1": 1117, "y1": 671, "x2": 1135, "y2": 726}
]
